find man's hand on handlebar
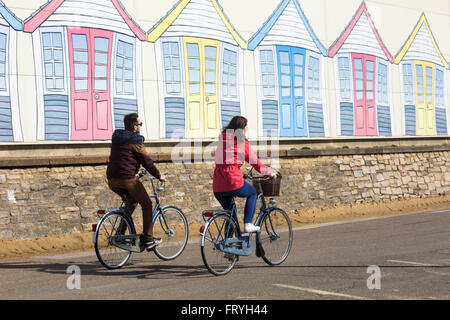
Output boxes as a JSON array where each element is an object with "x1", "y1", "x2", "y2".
[
  {"x1": 137, "y1": 170, "x2": 166, "y2": 182},
  {"x1": 137, "y1": 170, "x2": 147, "y2": 178}
]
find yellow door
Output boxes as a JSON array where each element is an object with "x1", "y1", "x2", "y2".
[
  {"x1": 183, "y1": 37, "x2": 220, "y2": 138},
  {"x1": 414, "y1": 61, "x2": 436, "y2": 136}
]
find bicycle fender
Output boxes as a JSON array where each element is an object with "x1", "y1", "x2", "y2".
[
  {"x1": 200, "y1": 213, "x2": 229, "y2": 247},
  {"x1": 255, "y1": 206, "x2": 282, "y2": 225},
  {"x1": 159, "y1": 205, "x2": 182, "y2": 211},
  {"x1": 254, "y1": 210, "x2": 266, "y2": 258},
  {"x1": 152, "y1": 205, "x2": 183, "y2": 223},
  {"x1": 255, "y1": 207, "x2": 282, "y2": 257},
  {"x1": 92, "y1": 210, "x2": 133, "y2": 244}
]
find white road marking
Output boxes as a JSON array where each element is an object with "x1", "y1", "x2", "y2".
[
  {"x1": 273, "y1": 284, "x2": 373, "y2": 300},
  {"x1": 426, "y1": 209, "x2": 450, "y2": 214},
  {"x1": 387, "y1": 260, "x2": 440, "y2": 267},
  {"x1": 292, "y1": 209, "x2": 449, "y2": 232}
]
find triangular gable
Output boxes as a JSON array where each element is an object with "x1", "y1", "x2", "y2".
[
  {"x1": 23, "y1": 0, "x2": 146, "y2": 40},
  {"x1": 394, "y1": 13, "x2": 448, "y2": 69},
  {"x1": 328, "y1": 2, "x2": 393, "y2": 62},
  {"x1": 0, "y1": 0, "x2": 23, "y2": 31},
  {"x1": 147, "y1": 0, "x2": 247, "y2": 49},
  {"x1": 248, "y1": 0, "x2": 327, "y2": 56}
]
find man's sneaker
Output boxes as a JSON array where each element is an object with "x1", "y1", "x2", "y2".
[
  {"x1": 244, "y1": 223, "x2": 260, "y2": 233},
  {"x1": 142, "y1": 236, "x2": 162, "y2": 251}
]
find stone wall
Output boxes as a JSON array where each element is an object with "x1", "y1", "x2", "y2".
[{"x1": 0, "y1": 150, "x2": 449, "y2": 240}]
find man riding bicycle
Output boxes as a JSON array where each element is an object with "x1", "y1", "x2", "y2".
[{"x1": 106, "y1": 113, "x2": 165, "y2": 250}]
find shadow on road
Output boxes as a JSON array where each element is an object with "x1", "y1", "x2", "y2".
[
  {"x1": 0, "y1": 259, "x2": 447, "y2": 281},
  {"x1": 0, "y1": 260, "x2": 212, "y2": 279}
]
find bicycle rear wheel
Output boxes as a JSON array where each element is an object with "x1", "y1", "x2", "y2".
[
  {"x1": 94, "y1": 211, "x2": 132, "y2": 269},
  {"x1": 257, "y1": 208, "x2": 292, "y2": 266},
  {"x1": 153, "y1": 206, "x2": 189, "y2": 261},
  {"x1": 201, "y1": 214, "x2": 238, "y2": 276}
]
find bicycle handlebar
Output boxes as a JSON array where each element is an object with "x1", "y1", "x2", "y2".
[
  {"x1": 243, "y1": 173, "x2": 271, "y2": 181},
  {"x1": 243, "y1": 168, "x2": 280, "y2": 181},
  {"x1": 138, "y1": 170, "x2": 167, "y2": 181}
]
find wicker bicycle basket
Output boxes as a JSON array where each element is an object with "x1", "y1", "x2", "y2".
[{"x1": 252, "y1": 174, "x2": 282, "y2": 197}]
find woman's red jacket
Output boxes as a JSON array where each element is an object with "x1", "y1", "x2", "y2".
[{"x1": 212, "y1": 132, "x2": 272, "y2": 193}]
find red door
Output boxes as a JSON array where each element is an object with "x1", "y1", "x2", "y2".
[
  {"x1": 68, "y1": 28, "x2": 113, "y2": 140},
  {"x1": 352, "y1": 53, "x2": 377, "y2": 136}
]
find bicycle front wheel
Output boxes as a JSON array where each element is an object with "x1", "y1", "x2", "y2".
[
  {"x1": 201, "y1": 214, "x2": 238, "y2": 276},
  {"x1": 94, "y1": 211, "x2": 132, "y2": 269},
  {"x1": 153, "y1": 206, "x2": 189, "y2": 261},
  {"x1": 257, "y1": 208, "x2": 292, "y2": 266}
]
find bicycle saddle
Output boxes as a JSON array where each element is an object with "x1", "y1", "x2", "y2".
[{"x1": 111, "y1": 188, "x2": 128, "y2": 199}]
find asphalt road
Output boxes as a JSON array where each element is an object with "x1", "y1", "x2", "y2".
[{"x1": 0, "y1": 209, "x2": 449, "y2": 301}]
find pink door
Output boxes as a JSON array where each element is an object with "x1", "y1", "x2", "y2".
[
  {"x1": 352, "y1": 53, "x2": 378, "y2": 136},
  {"x1": 68, "y1": 28, "x2": 113, "y2": 140}
]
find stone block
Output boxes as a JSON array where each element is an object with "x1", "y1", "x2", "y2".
[
  {"x1": 354, "y1": 171, "x2": 363, "y2": 178},
  {"x1": 0, "y1": 217, "x2": 10, "y2": 225}
]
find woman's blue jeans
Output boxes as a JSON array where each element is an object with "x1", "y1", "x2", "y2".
[{"x1": 214, "y1": 181, "x2": 258, "y2": 224}]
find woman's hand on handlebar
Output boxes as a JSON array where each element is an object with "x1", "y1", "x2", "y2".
[{"x1": 159, "y1": 174, "x2": 166, "y2": 182}]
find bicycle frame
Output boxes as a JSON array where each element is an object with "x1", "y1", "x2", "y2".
[
  {"x1": 146, "y1": 177, "x2": 177, "y2": 235},
  {"x1": 200, "y1": 172, "x2": 277, "y2": 246},
  {"x1": 200, "y1": 192, "x2": 270, "y2": 247},
  {"x1": 200, "y1": 169, "x2": 291, "y2": 274},
  {"x1": 93, "y1": 173, "x2": 170, "y2": 247}
]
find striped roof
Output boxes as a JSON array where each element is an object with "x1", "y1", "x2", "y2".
[
  {"x1": 147, "y1": 0, "x2": 246, "y2": 49},
  {"x1": 0, "y1": 0, "x2": 23, "y2": 30},
  {"x1": 328, "y1": 2, "x2": 393, "y2": 62},
  {"x1": 23, "y1": 0, "x2": 146, "y2": 40},
  {"x1": 394, "y1": 13, "x2": 448, "y2": 69},
  {"x1": 248, "y1": 0, "x2": 327, "y2": 56}
]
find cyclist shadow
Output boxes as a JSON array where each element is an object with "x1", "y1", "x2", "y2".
[{"x1": 0, "y1": 259, "x2": 212, "y2": 279}]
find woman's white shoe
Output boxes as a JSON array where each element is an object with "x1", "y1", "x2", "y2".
[{"x1": 244, "y1": 223, "x2": 260, "y2": 233}]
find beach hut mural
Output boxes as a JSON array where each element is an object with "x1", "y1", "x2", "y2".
[
  {"x1": 0, "y1": 1, "x2": 23, "y2": 142},
  {"x1": 23, "y1": 0, "x2": 147, "y2": 141},
  {"x1": 248, "y1": 0, "x2": 328, "y2": 138},
  {"x1": 395, "y1": 14, "x2": 449, "y2": 136},
  {"x1": 148, "y1": 0, "x2": 247, "y2": 139},
  {"x1": 328, "y1": 2, "x2": 394, "y2": 137}
]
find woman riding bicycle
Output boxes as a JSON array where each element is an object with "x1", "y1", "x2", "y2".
[{"x1": 213, "y1": 116, "x2": 276, "y2": 233}]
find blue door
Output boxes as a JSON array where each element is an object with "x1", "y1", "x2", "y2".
[{"x1": 277, "y1": 46, "x2": 306, "y2": 137}]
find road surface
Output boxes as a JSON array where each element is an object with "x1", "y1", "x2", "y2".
[{"x1": 0, "y1": 209, "x2": 448, "y2": 302}]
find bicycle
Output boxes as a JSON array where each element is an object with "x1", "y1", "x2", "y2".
[
  {"x1": 92, "y1": 170, "x2": 189, "y2": 269},
  {"x1": 199, "y1": 169, "x2": 293, "y2": 276}
]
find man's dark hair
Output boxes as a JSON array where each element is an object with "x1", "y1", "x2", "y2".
[{"x1": 124, "y1": 113, "x2": 139, "y2": 131}]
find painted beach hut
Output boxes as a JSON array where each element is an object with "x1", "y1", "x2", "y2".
[
  {"x1": 328, "y1": 2, "x2": 394, "y2": 137},
  {"x1": 23, "y1": 0, "x2": 147, "y2": 141},
  {"x1": 395, "y1": 14, "x2": 449, "y2": 136},
  {"x1": 0, "y1": 1, "x2": 22, "y2": 142},
  {"x1": 148, "y1": 0, "x2": 247, "y2": 139},
  {"x1": 248, "y1": 0, "x2": 328, "y2": 138}
]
